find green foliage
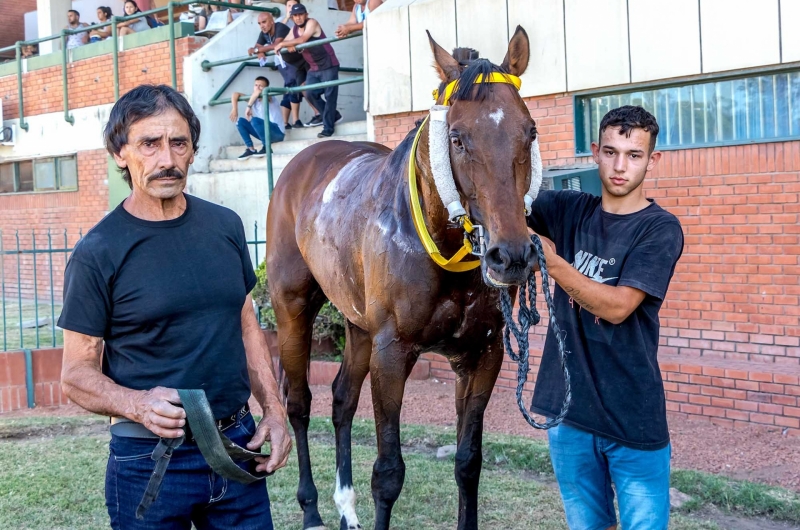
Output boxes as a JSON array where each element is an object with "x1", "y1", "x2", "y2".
[{"x1": 253, "y1": 261, "x2": 347, "y2": 353}]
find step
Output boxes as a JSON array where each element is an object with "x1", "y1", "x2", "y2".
[
  {"x1": 281, "y1": 119, "x2": 367, "y2": 140},
  {"x1": 221, "y1": 133, "x2": 369, "y2": 159},
  {"x1": 210, "y1": 155, "x2": 293, "y2": 173}
]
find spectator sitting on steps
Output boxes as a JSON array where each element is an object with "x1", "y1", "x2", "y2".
[
  {"x1": 274, "y1": 3, "x2": 342, "y2": 138},
  {"x1": 90, "y1": 7, "x2": 114, "y2": 42},
  {"x1": 230, "y1": 76, "x2": 286, "y2": 160},
  {"x1": 118, "y1": 0, "x2": 151, "y2": 36},
  {"x1": 65, "y1": 10, "x2": 89, "y2": 49},
  {"x1": 334, "y1": 0, "x2": 383, "y2": 38}
]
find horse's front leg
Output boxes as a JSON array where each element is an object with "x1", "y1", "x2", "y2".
[
  {"x1": 369, "y1": 332, "x2": 414, "y2": 530},
  {"x1": 451, "y1": 339, "x2": 504, "y2": 530}
]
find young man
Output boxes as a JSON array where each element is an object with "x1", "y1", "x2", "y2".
[
  {"x1": 230, "y1": 76, "x2": 286, "y2": 160},
  {"x1": 274, "y1": 3, "x2": 342, "y2": 138},
  {"x1": 528, "y1": 106, "x2": 684, "y2": 530},
  {"x1": 59, "y1": 85, "x2": 292, "y2": 529},
  {"x1": 248, "y1": 11, "x2": 310, "y2": 130},
  {"x1": 65, "y1": 10, "x2": 89, "y2": 49}
]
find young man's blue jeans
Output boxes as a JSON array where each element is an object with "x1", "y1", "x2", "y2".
[
  {"x1": 236, "y1": 117, "x2": 284, "y2": 149},
  {"x1": 547, "y1": 423, "x2": 671, "y2": 530},
  {"x1": 305, "y1": 66, "x2": 339, "y2": 132},
  {"x1": 105, "y1": 411, "x2": 274, "y2": 529}
]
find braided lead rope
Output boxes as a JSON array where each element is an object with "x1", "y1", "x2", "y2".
[{"x1": 500, "y1": 235, "x2": 571, "y2": 430}]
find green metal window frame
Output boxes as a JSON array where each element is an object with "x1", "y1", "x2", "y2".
[
  {"x1": 0, "y1": 155, "x2": 78, "y2": 194},
  {"x1": 573, "y1": 62, "x2": 800, "y2": 157}
]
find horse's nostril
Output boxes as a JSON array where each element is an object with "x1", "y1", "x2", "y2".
[{"x1": 485, "y1": 246, "x2": 510, "y2": 270}]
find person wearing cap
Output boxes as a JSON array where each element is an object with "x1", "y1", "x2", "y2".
[{"x1": 274, "y1": 3, "x2": 343, "y2": 138}]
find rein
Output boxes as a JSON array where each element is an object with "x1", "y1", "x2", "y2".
[{"x1": 408, "y1": 72, "x2": 572, "y2": 429}]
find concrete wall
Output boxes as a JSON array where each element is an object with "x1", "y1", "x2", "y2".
[
  {"x1": 365, "y1": 0, "x2": 800, "y2": 115},
  {"x1": 184, "y1": 0, "x2": 364, "y2": 172}
]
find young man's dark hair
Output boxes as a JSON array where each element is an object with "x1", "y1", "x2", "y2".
[
  {"x1": 599, "y1": 105, "x2": 660, "y2": 153},
  {"x1": 68, "y1": 9, "x2": 80, "y2": 17},
  {"x1": 104, "y1": 84, "x2": 201, "y2": 188},
  {"x1": 255, "y1": 76, "x2": 269, "y2": 86}
]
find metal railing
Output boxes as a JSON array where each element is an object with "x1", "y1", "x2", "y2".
[
  {"x1": 0, "y1": 223, "x2": 270, "y2": 353},
  {"x1": 0, "y1": 1, "x2": 280, "y2": 130},
  {"x1": 203, "y1": 31, "x2": 365, "y2": 197}
]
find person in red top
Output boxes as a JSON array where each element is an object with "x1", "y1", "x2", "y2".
[{"x1": 274, "y1": 3, "x2": 342, "y2": 138}]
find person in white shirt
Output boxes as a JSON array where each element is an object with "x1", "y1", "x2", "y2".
[
  {"x1": 65, "y1": 10, "x2": 89, "y2": 49},
  {"x1": 229, "y1": 76, "x2": 286, "y2": 160}
]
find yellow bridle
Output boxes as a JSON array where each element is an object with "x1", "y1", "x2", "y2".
[{"x1": 408, "y1": 72, "x2": 522, "y2": 273}]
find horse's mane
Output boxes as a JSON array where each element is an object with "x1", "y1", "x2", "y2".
[{"x1": 435, "y1": 49, "x2": 511, "y2": 104}]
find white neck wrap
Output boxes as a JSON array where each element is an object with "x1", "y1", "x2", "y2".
[{"x1": 427, "y1": 105, "x2": 544, "y2": 220}]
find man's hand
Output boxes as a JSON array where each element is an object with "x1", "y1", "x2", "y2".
[
  {"x1": 247, "y1": 401, "x2": 292, "y2": 474},
  {"x1": 229, "y1": 107, "x2": 238, "y2": 123},
  {"x1": 273, "y1": 42, "x2": 284, "y2": 53},
  {"x1": 248, "y1": 46, "x2": 257, "y2": 56},
  {"x1": 133, "y1": 386, "x2": 185, "y2": 438},
  {"x1": 245, "y1": 106, "x2": 253, "y2": 120},
  {"x1": 335, "y1": 25, "x2": 349, "y2": 38}
]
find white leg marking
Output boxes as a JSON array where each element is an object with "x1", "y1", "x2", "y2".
[{"x1": 334, "y1": 468, "x2": 360, "y2": 529}]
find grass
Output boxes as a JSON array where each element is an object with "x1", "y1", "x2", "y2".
[
  {"x1": 0, "y1": 299, "x2": 63, "y2": 352},
  {"x1": 0, "y1": 415, "x2": 795, "y2": 529}
]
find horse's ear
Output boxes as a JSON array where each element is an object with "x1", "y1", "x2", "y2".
[
  {"x1": 427, "y1": 30, "x2": 460, "y2": 83},
  {"x1": 501, "y1": 25, "x2": 530, "y2": 77}
]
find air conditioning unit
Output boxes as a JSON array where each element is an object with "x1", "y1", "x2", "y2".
[{"x1": 0, "y1": 104, "x2": 15, "y2": 146}]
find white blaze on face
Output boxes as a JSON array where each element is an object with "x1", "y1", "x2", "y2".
[
  {"x1": 334, "y1": 469, "x2": 360, "y2": 528},
  {"x1": 489, "y1": 108, "x2": 505, "y2": 126}
]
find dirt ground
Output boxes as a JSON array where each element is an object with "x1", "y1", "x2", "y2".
[{"x1": 5, "y1": 378, "x2": 800, "y2": 491}]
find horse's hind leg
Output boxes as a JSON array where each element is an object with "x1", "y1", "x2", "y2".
[
  {"x1": 451, "y1": 340, "x2": 504, "y2": 530},
  {"x1": 332, "y1": 322, "x2": 371, "y2": 530},
  {"x1": 269, "y1": 257, "x2": 328, "y2": 530}
]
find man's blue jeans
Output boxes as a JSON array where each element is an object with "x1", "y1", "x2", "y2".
[
  {"x1": 305, "y1": 66, "x2": 339, "y2": 132},
  {"x1": 105, "y1": 411, "x2": 274, "y2": 529},
  {"x1": 547, "y1": 423, "x2": 671, "y2": 530},
  {"x1": 236, "y1": 117, "x2": 284, "y2": 149}
]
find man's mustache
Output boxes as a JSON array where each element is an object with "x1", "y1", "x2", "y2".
[{"x1": 147, "y1": 169, "x2": 185, "y2": 182}]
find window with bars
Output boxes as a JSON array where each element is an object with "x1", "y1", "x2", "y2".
[
  {"x1": 576, "y1": 70, "x2": 800, "y2": 154},
  {"x1": 0, "y1": 155, "x2": 78, "y2": 194}
]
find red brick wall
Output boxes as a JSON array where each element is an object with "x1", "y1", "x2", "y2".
[
  {"x1": 0, "y1": 348, "x2": 70, "y2": 413},
  {"x1": 0, "y1": 149, "x2": 110, "y2": 301},
  {"x1": 377, "y1": 92, "x2": 800, "y2": 432},
  {"x1": 0, "y1": 36, "x2": 205, "y2": 121},
  {"x1": 0, "y1": 0, "x2": 37, "y2": 56}
]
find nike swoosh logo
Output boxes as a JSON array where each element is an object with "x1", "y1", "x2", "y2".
[{"x1": 595, "y1": 277, "x2": 618, "y2": 284}]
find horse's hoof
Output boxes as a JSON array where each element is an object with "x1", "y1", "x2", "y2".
[
  {"x1": 339, "y1": 518, "x2": 362, "y2": 530},
  {"x1": 305, "y1": 527, "x2": 328, "y2": 530}
]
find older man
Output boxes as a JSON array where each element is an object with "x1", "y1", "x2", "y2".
[{"x1": 59, "y1": 84, "x2": 291, "y2": 530}]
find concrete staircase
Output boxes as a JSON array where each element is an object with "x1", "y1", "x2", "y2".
[{"x1": 186, "y1": 120, "x2": 369, "y2": 245}]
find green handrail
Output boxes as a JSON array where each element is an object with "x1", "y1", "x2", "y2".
[
  {"x1": 60, "y1": 32, "x2": 74, "y2": 125},
  {"x1": 0, "y1": 1, "x2": 281, "y2": 128},
  {"x1": 259, "y1": 75, "x2": 365, "y2": 197},
  {"x1": 201, "y1": 31, "x2": 363, "y2": 71}
]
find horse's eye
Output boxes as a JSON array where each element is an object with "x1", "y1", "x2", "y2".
[
  {"x1": 529, "y1": 125, "x2": 538, "y2": 142},
  {"x1": 450, "y1": 134, "x2": 464, "y2": 151}
]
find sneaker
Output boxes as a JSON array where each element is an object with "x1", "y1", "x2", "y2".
[
  {"x1": 292, "y1": 119, "x2": 304, "y2": 128},
  {"x1": 285, "y1": 122, "x2": 292, "y2": 130},
  {"x1": 317, "y1": 129, "x2": 334, "y2": 138},
  {"x1": 238, "y1": 148, "x2": 256, "y2": 160},
  {"x1": 305, "y1": 114, "x2": 323, "y2": 127},
  {"x1": 253, "y1": 147, "x2": 267, "y2": 158},
  {"x1": 335, "y1": 110, "x2": 343, "y2": 124}
]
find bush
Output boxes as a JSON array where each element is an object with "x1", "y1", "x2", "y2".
[{"x1": 253, "y1": 261, "x2": 347, "y2": 354}]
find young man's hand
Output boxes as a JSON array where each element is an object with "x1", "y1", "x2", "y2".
[
  {"x1": 335, "y1": 25, "x2": 349, "y2": 38},
  {"x1": 533, "y1": 234, "x2": 557, "y2": 271},
  {"x1": 245, "y1": 106, "x2": 253, "y2": 120},
  {"x1": 229, "y1": 107, "x2": 238, "y2": 123}
]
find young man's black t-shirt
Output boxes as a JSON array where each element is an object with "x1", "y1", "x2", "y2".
[
  {"x1": 528, "y1": 190, "x2": 683, "y2": 450},
  {"x1": 257, "y1": 22, "x2": 306, "y2": 69},
  {"x1": 57, "y1": 194, "x2": 257, "y2": 419}
]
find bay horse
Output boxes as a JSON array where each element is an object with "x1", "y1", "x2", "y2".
[{"x1": 266, "y1": 27, "x2": 537, "y2": 530}]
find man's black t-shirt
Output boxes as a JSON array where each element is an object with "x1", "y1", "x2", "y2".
[
  {"x1": 528, "y1": 191, "x2": 683, "y2": 450},
  {"x1": 57, "y1": 194, "x2": 257, "y2": 419},
  {"x1": 257, "y1": 23, "x2": 306, "y2": 68}
]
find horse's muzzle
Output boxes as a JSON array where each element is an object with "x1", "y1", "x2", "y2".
[{"x1": 483, "y1": 239, "x2": 536, "y2": 287}]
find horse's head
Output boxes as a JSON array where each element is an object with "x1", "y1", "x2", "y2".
[{"x1": 427, "y1": 27, "x2": 538, "y2": 288}]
